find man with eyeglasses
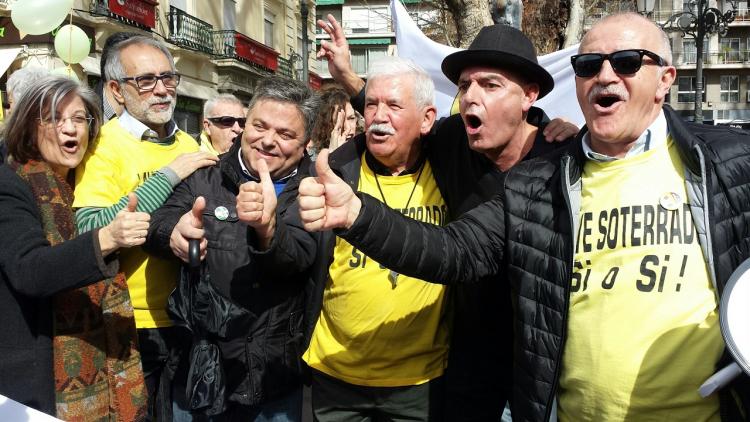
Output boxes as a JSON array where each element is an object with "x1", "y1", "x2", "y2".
[
  {"x1": 199, "y1": 94, "x2": 246, "y2": 155},
  {"x1": 73, "y1": 35, "x2": 218, "y2": 420},
  {"x1": 299, "y1": 12, "x2": 750, "y2": 421}
]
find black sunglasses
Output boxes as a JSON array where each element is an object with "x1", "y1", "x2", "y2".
[
  {"x1": 121, "y1": 72, "x2": 181, "y2": 91},
  {"x1": 207, "y1": 116, "x2": 246, "y2": 127},
  {"x1": 570, "y1": 49, "x2": 666, "y2": 78}
]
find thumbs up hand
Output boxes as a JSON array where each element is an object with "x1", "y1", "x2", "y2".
[
  {"x1": 105, "y1": 193, "x2": 151, "y2": 248},
  {"x1": 298, "y1": 149, "x2": 361, "y2": 232},
  {"x1": 237, "y1": 159, "x2": 277, "y2": 242},
  {"x1": 171, "y1": 196, "x2": 208, "y2": 263}
]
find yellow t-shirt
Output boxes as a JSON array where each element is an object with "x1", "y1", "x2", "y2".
[
  {"x1": 558, "y1": 139, "x2": 723, "y2": 421},
  {"x1": 198, "y1": 132, "x2": 220, "y2": 156},
  {"x1": 73, "y1": 118, "x2": 200, "y2": 328},
  {"x1": 303, "y1": 156, "x2": 451, "y2": 387}
]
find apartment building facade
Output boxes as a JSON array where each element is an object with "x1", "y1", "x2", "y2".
[
  {"x1": 648, "y1": 0, "x2": 750, "y2": 125},
  {"x1": 0, "y1": 0, "x2": 318, "y2": 135}
]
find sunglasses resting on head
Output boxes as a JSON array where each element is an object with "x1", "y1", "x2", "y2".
[{"x1": 570, "y1": 49, "x2": 666, "y2": 78}]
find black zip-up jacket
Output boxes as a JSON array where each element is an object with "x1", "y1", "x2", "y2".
[
  {"x1": 337, "y1": 105, "x2": 750, "y2": 421},
  {"x1": 145, "y1": 140, "x2": 316, "y2": 407}
]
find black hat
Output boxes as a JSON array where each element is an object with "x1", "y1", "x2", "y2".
[{"x1": 441, "y1": 24, "x2": 554, "y2": 99}]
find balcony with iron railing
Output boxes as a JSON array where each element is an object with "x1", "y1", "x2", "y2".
[
  {"x1": 674, "y1": 49, "x2": 750, "y2": 65},
  {"x1": 212, "y1": 30, "x2": 279, "y2": 72},
  {"x1": 342, "y1": 18, "x2": 393, "y2": 35},
  {"x1": 167, "y1": 6, "x2": 213, "y2": 54},
  {"x1": 277, "y1": 56, "x2": 294, "y2": 78}
]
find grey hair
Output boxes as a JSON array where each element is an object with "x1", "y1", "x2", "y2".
[
  {"x1": 103, "y1": 36, "x2": 176, "y2": 81},
  {"x1": 584, "y1": 12, "x2": 673, "y2": 66},
  {"x1": 366, "y1": 56, "x2": 435, "y2": 109},
  {"x1": 7, "y1": 67, "x2": 51, "y2": 103},
  {"x1": 203, "y1": 93, "x2": 244, "y2": 118},
  {"x1": 4, "y1": 75, "x2": 102, "y2": 163},
  {"x1": 247, "y1": 76, "x2": 321, "y2": 141}
]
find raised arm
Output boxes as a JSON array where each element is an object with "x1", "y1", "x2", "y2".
[
  {"x1": 298, "y1": 150, "x2": 506, "y2": 284},
  {"x1": 317, "y1": 14, "x2": 365, "y2": 97}
]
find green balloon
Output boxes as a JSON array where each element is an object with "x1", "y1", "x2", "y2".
[
  {"x1": 11, "y1": 0, "x2": 74, "y2": 36},
  {"x1": 55, "y1": 24, "x2": 90, "y2": 64}
]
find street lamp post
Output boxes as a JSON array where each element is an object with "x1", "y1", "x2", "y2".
[
  {"x1": 301, "y1": 0, "x2": 309, "y2": 84},
  {"x1": 658, "y1": 0, "x2": 737, "y2": 123}
]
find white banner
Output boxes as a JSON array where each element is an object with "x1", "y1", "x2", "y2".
[{"x1": 391, "y1": 0, "x2": 585, "y2": 127}]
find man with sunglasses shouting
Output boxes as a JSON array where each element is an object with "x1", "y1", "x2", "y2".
[
  {"x1": 200, "y1": 94, "x2": 246, "y2": 155},
  {"x1": 300, "y1": 12, "x2": 750, "y2": 421},
  {"x1": 73, "y1": 35, "x2": 218, "y2": 420}
]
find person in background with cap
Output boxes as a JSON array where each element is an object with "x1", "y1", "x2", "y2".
[
  {"x1": 317, "y1": 15, "x2": 578, "y2": 421},
  {"x1": 302, "y1": 13, "x2": 750, "y2": 421},
  {"x1": 199, "y1": 93, "x2": 246, "y2": 155}
]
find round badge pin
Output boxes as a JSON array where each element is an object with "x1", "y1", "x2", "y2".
[
  {"x1": 214, "y1": 206, "x2": 229, "y2": 221},
  {"x1": 659, "y1": 191, "x2": 682, "y2": 211}
]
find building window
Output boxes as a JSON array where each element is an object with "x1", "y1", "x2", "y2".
[
  {"x1": 682, "y1": 38, "x2": 708, "y2": 64},
  {"x1": 348, "y1": 6, "x2": 390, "y2": 34},
  {"x1": 170, "y1": 0, "x2": 188, "y2": 11},
  {"x1": 720, "y1": 75, "x2": 740, "y2": 102},
  {"x1": 351, "y1": 46, "x2": 387, "y2": 74},
  {"x1": 223, "y1": 0, "x2": 236, "y2": 30},
  {"x1": 264, "y1": 10, "x2": 275, "y2": 48},
  {"x1": 678, "y1": 76, "x2": 705, "y2": 103},
  {"x1": 720, "y1": 38, "x2": 741, "y2": 63}
]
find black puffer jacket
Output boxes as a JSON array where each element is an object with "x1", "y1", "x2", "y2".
[
  {"x1": 339, "y1": 106, "x2": 750, "y2": 421},
  {"x1": 145, "y1": 140, "x2": 315, "y2": 408}
]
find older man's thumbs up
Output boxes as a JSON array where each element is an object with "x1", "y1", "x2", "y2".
[{"x1": 298, "y1": 149, "x2": 361, "y2": 232}]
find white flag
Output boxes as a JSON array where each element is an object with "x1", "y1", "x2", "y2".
[{"x1": 391, "y1": 0, "x2": 585, "y2": 127}]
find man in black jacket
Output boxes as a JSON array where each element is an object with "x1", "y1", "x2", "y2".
[
  {"x1": 300, "y1": 13, "x2": 750, "y2": 422},
  {"x1": 145, "y1": 76, "x2": 319, "y2": 420},
  {"x1": 317, "y1": 15, "x2": 576, "y2": 421}
]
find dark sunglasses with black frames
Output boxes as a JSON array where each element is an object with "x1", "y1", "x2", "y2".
[
  {"x1": 570, "y1": 49, "x2": 666, "y2": 78},
  {"x1": 207, "y1": 116, "x2": 247, "y2": 127},
  {"x1": 120, "y1": 72, "x2": 181, "y2": 91}
]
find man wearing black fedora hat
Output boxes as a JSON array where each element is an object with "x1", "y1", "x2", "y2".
[
  {"x1": 303, "y1": 12, "x2": 750, "y2": 421},
  {"x1": 316, "y1": 15, "x2": 577, "y2": 421}
]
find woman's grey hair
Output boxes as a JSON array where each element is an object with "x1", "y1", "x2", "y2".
[
  {"x1": 204, "y1": 93, "x2": 245, "y2": 118},
  {"x1": 103, "y1": 35, "x2": 176, "y2": 81},
  {"x1": 247, "y1": 76, "x2": 321, "y2": 141},
  {"x1": 366, "y1": 57, "x2": 435, "y2": 109},
  {"x1": 7, "y1": 67, "x2": 50, "y2": 104},
  {"x1": 4, "y1": 76, "x2": 102, "y2": 163}
]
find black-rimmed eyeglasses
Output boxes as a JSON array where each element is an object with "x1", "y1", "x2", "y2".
[
  {"x1": 207, "y1": 116, "x2": 246, "y2": 127},
  {"x1": 570, "y1": 49, "x2": 666, "y2": 78},
  {"x1": 120, "y1": 72, "x2": 181, "y2": 91}
]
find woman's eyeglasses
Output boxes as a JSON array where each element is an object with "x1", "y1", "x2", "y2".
[
  {"x1": 570, "y1": 49, "x2": 666, "y2": 78},
  {"x1": 39, "y1": 115, "x2": 94, "y2": 128},
  {"x1": 207, "y1": 116, "x2": 246, "y2": 127}
]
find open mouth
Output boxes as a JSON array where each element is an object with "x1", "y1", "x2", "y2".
[
  {"x1": 466, "y1": 114, "x2": 482, "y2": 129},
  {"x1": 61, "y1": 140, "x2": 79, "y2": 153}
]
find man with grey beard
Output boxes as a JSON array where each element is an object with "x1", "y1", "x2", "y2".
[{"x1": 72, "y1": 35, "x2": 217, "y2": 419}]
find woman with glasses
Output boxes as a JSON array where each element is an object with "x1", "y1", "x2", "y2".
[{"x1": 0, "y1": 76, "x2": 149, "y2": 420}]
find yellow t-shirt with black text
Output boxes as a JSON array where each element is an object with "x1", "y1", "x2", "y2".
[
  {"x1": 558, "y1": 139, "x2": 722, "y2": 421},
  {"x1": 303, "y1": 155, "x2": 451, "y2": 387},
  {"x1": 73, "y1": 118, "x2": 200, "y2": 328}
]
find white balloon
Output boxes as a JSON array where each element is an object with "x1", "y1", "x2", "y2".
[
  {"x1": 11, "y1": 0, "x2": 74, "y2": 36},
  {"x1": 54, "y1": 25, "x2": 90, "y2": 64}
]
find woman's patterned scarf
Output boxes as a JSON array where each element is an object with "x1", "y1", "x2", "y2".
[{"x1": 10, "y1": 159, "x2": 147, "y2": 421}]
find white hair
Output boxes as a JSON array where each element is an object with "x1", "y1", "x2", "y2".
[
  {"x1": 366, "y1": 56, "x2": 435, "y2": 109},
  {"x1": 7, "y1": 67, "x2": 50, "y2": 102},
  {"x1": 203, "y1": 93, "x2": 244, "y2": 118}
]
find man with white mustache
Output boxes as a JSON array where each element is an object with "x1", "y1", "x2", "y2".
[
  {"x1": 299, "y1": 56, "x2": 450, "y2": 421},
  {"x1": 300, "y1": 12, "x2": 750, "y2": 421},
  {"x1": 72, "y1": 35, "x2": 217, "y2": 420}
]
